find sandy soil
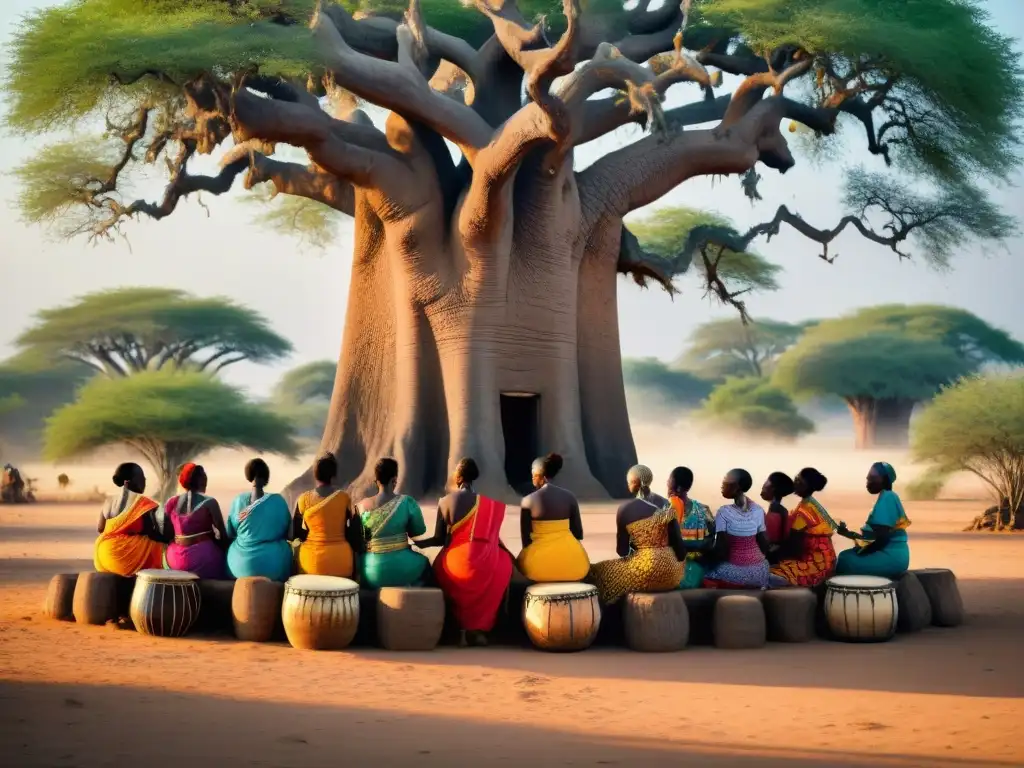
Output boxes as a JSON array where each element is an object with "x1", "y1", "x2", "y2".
[{"x1": 2, "y1": 477, "x2": 1023, "y2": 767}]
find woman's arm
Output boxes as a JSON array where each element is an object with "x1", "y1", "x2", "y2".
[
  {"x1": 291, "y1": 505, "x2": 308, "y2": 543},
  {"x1": 519, "y1": 505, "x2": 532, "y2": 550},
  {"x1": 208, "y1": 501, "x2": 230, "y2": 549},
  {"x1": 614, "y1": 505, "x2": 631, "y2": 557},
  {"x1": 96, "y1": 507, "x2": 107, "y2": 534},
  {"x1": 414, "y1": 505, "x2": 448, "y2": 549},
  {"x1": 856, "y1": 524, "x2": 892, "y2": 555},
  {"x1": 773, "y1": 530, "x2": 805, "y2": 561},
  {"x1": 569, "y1": 499, "x2": 584, "y2": 541},
  {"x1": 345, "y1": 502, "x2": 363, "y2": 550},
  {"x1": 667, "y1": 518, "x2": 688, "y2": 561},
  {"x1": 755, "y1": 530, "x2": 771, "y2": 556}
]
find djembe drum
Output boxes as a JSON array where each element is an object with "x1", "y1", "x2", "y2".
[
  {"x1": 281, "y1": 575, "x2": 360, "y2": 650},
  {"x1": 130, "y1": 569, "x2": 201, "y2": 638},
  {"x1": 824, "y1": 575, "x2": 898, "y2": 642},
  {"x1": 522, "y1": 582, "x2": 601, "y2": 652}
]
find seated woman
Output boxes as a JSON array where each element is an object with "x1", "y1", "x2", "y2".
[
  {"x1": 517, "y1": 453, "x2": 589, "y2": 583},
  {"x1": 665, "y1": 466, "x2": 714, "y2": 589},
  {"x1": 417, "y1": 458, "x2": 514, "y2": 647},
  {"x1": 835, "y1": 462, "x2": 911, "y2": 579},
  {"x1": 293, "y1": 453, "x2": 358, "y2": 578},
  {"x1": 703, "y1": 469, "x2": 770, "y2": 589},
  {"x1": 589, "y1": 465, "x2": 686, "y2": 605},
  {"x1": 94, "y1": 462, "x2": 166, "y2": 576},
  {"x1": 225, "y1": 458, "x2": 292, "y2": 582},
  {"x1": 164, "y1": 463, "x2": 228, "y2": 579},
  {"x1": 356, "y1": 457, "x2": 430, "y2": 589},
  {"x1": 769, "y1": 468, "x2": 838, "y2": 587},
  {"x1": 760, "y1": 471, "x2": 794, "y2": 549}
]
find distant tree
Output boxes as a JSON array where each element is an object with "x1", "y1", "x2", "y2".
[
  {"x1": 912, "y1": 375, "x2": 1024, "y2": 530},
  {"x1": 17, "y1": 288, "x2": 292, "y2": 377},
  {"x1": 271, "y1": 360, "x2": 337, "y2": 438},
  {"x1": 44, "y1": 371, "x2": 298, "y2": 499},
  {"x1": 696, "y1": 377, "x2": 814, "y2": 441},
  {"x1": 676, "y1": 317, "x2": 812, "y2": 380},
  {"x1": 774, "y1": 305, "x2": 1024, "y2": 449},
  {"x1": 0, "y1": 354, "x2": 93, "y2": 456},
  {"x1": 621, "y1": 358, "x2": 713, "y2": 417}
]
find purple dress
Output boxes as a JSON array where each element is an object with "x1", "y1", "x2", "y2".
[{"x1": 164, "y1": 493, "x2": 227, "y2": 579}]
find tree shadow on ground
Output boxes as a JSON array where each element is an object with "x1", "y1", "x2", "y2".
[{"x1": 1, "y1": 679, "x2": 1017, "y2": 768}]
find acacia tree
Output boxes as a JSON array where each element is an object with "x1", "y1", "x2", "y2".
[
  {"x1": 696, "y1": 375, "x2": 813, "y2": 440},
  {"x1": 773, "y1": 306, "x2": 1024, "y2": 448},
  {"x1": 17, "y1": 288, "x2": 292, "y2": 377},
  {"x1": 45, "y1": 371, "x2": 299, "y2": 499},
  {"x1": 271, "y1": 359, "x2": 337, "y2": 437},
  {"x1": 7, "y1": 0, "x2": 1021, "y2": 500},
  {"x1": 676, "y1": 316, "x2": 810, "y2": 379},
  {"x1": 0, "y1": 354, "x2": 93, "y2": 455}
]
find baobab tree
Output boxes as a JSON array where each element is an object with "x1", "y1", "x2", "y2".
[{"x1": 7, "y1": 0, "x2": 1021, "y2": 499}]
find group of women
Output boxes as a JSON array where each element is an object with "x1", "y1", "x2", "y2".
[{"x1": 92, "y1": 451, "x2": 911, "y2": 646}]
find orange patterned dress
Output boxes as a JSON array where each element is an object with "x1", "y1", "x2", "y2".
[{"x1": 769, "y1": 497, "x2": 836, "y2": 587}]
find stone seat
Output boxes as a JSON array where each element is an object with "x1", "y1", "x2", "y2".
[
  {"x1": 623, "y1": 591, "x2": 688, "y2": 652},
  {"x1": 714, "y1": 594, "x2": 766, "y2": 649},
  {"x1": 377, "y1": 587, "x2": 446, "y2": 651},
  {"x1": 895, "y1": 571, "x2": 932, "y2": 633},
  {"x1": 681, "y1": 588, "x2": 765, "y2": 646},
  {"x1": 43, "y1": 573, "x2": 78, "y2": 622},
  {"x1": 232, "y1": 577, "x2": 284, "y2": 642},
  {"x1": 912, "y1": 568, "x2": 965, "y2": 627},
  {"x1": 763, "y1": 588, "x2": 816, "y2": 643},
  {"x1": 196, "y1": 579, "x2": 236, "y2": 634},
  {"x1": 73, "y1": 572, "x2": 134, "y2": 626}
]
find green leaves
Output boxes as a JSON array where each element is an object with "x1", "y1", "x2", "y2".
[
  {"x1": 696, "y1": 376, "x2": 814, "y2": 440},
  {"x1": 676, "y1": 317, "x2": 811, "y2": 379},
  {"x1": 43, "y1": 370, "x2": 299, "y2": 462},
  {"x1": 621, "y1": 358, "x2": 714, "y2": 407}
]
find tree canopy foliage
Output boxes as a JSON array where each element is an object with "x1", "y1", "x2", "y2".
[
  {"x1": 270, "y1": 359, "x2": 336, "y2": 437},
  {"x1": 0, "y1": 354, "x2": 93, "y2": 455},
  {"x1": 622, "y1": 357, "x2": 713, "y2": 413},
  {"x1": 773, "y1": 305, "x2": 1024, "y2": 402},
  {"x1": 676, "y1": 316, "x2": 811, "y2": 379},
  {"x1": 696, "y1": 376, "x2": 814, "y2": 440},
  {"x1": 912, "y1": 374, "x2": 1024, "y2": 528},
  {"x1": 16, "y1": 287, "x2": 292, "y2": 377},
  {"x1": 44, "y1": 370, "x2": 298, "y2": 497}
]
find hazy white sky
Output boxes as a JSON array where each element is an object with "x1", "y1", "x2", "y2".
[{"x1": 1, "y1": 0, "x2": 1022, "y2": 397}]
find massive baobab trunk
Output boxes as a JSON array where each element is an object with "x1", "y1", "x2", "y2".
[
  {"x1": 847, "y1": 397, "x2": 917, "y2": 450},
  {"x1": 219, "y1": 1, "x2": 843, "y2": 503}
]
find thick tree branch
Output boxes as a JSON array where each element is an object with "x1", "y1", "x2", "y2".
[
  {"x1": 242, "y1": 153, "x2": 355, "y2": 217},
  {"x1": 616, "y1": 226, "x2": 691, "y2": 296},
  {"x1": 719, "y1": 55, "x2": 814, "y2": 129},
  {"x1": 313, "y1": 4, "x2": 492, "y2": 160}
]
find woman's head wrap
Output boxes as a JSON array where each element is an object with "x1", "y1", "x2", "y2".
[
  {"x1": 627, "y1": 464, "x2": 654, "y2": 498},
  {"x1": 872, "y1": 461, "x2": 897, "y2": 485},
  {"x1": 178, "y1": 462, "x2": 198, "y2": 490}
]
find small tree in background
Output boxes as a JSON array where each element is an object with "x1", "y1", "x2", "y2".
[
  {"x1": 912, "y1": 375, "x2": 1024, "y2": 530},
  {"x1": 0, "y1": 354, "x2": 93, "y2": 456},
  {"x1": 675, "y1": 317, "x2": 812, "y2": 380},
  {"x1": 621, "y1": 357, "x2": 713, "y2": 420},
  {"x1": 17, "y1": 288, "x2": 292, "y2": 377},
  {"x1": 271, "y1": 360, "x2": 337, "y2": 438},
  {"x1": 696, "y1": 376, "x2": 813, "y2": 441},
  {"x1": 44, "y1": 371, "x2": 298, "y2": 499},
  {"x1": 774, "y1": 306, "x2": 1024, "y2": 449}
]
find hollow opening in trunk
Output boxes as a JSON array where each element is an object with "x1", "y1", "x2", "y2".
[{"x1": 500, "y1": 392, "x2": 540, "y2": 496}]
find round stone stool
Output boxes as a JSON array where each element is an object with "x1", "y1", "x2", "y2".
[
  {"x1": 763, "y1": 588, "x2": 816, "y2": 643},
  {"x1": 233, "y1": 577, "x2": 284, "y2": 642},
  {"x1": 73, "y1": 572, "x2": 119, "y2": 625},
  {"x1": 377, "y1": 587, "x2": 446, "y2": 651},
  {"x1": 895, "y1": 572, "x2": 932, "y2": 633},
  {"x1": 43, "y1": 573, "x2": 78, "y2": 621},
  {"x1": 913, "y1": 568, "x2": 965, "y2": 627},
  {"x1": 714, "y1": 594, "x2": 766, "y2": 649},
  {"x1": 623, "y1": 592, "x2": 688, "y2": 652}
]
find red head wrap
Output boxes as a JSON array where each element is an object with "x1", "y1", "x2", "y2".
[{"x1": 178, "y1": 462, "x2": 198, "y2": 490}]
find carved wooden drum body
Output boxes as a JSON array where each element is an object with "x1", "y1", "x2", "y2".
[
  {"x1": 522, "y1": 582, "x2": 601, "y2": 652},
  {"x1": 130, "y1": 569, "x2": 201, "y2": 638},
  {"x1": 824, "y1": 575, "x2": 898, "y2": 642},
  {"x1": 281, "y1": 575, "x2": 360, "y2": 650}
]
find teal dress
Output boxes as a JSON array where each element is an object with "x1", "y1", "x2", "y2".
[
  {"x1": 226, "y1": 491, "x2": 293, "y2": 582},
  {"x1": 360, "y1": 495, "x2": 430, "y2": 589},
  {"x1": 836, "y1": 490, "x2": 911, "y2": 579}
]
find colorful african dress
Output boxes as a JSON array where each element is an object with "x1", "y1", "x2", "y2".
[
  {"x1": 589, "y1": 509, "x2": 685, "y2": 605},
  {"x1": 164, "y1": 493, "x2": 227, "y2": 580},
  {"x1": 836, "y1": 490, "x2": 911, "y2": 579},
  {"x1": 359, "y1": 495, "x2": 430, "y2": 589},
  {"x1": 703, "y1": 499, "x2": 770, "y2": 589},
  {"x1": 517, "y1": 518, "x2": 590, "y2": 583},
  {"x1": 770, "y1": 497, "x2": 836, "y2": 587},
  {"x1": 668, "y1": 496, "x2": 714, "y2": 589},
  {"x1": 294, "y1": 489, "x2": 354, "y2": 578},
  {"x1": 94, "y1": 491, "x2": 165, "y2": 577},
  {"x1": 226, "y1": 491, "x2": 292, "y2": 582}
]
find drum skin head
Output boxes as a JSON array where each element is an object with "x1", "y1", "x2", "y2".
[
  {"x1": 286, "y1": 574, "x2": 358, "y2": 593},
  {"x1": 525, "y1": 582, "x2": 598, "y2": 598},
  {"x1": 828, "y1": 575, "x2": 893, "y2": 589},
  {"x1": 136, "y1": 569, "x2": 198, "y2": 582}
]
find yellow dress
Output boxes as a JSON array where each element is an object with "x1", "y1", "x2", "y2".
[
  {"x1": 589, "y1": 510, "x2": 684, "y2": 604},
  {"x1": 295, "y1": 489, "x2": 354, "y2": 578},
  {"x1": 517, "y1": 519, "x2": 591, "y2": 583}
]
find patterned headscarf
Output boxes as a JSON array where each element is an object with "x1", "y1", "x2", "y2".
[
  {"x1": 178, "y1": 462, "x2": 198, "y2": 490},
  {"x1": 872, "y1": 461, "x2": 897, "y2": 486},
  {"x1": 627, "y1": 464, "x2": 654, "y2": 498}
]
